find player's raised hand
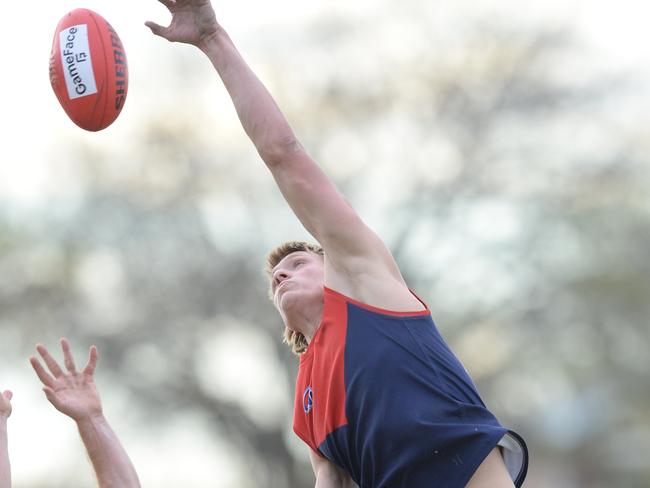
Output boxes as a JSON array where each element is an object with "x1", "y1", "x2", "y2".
[
  {"x1": 30, "y1": 338, "x2": 102, "y2": 421},
  {"x1": 145, "y1": 0, "x2": 220, "y2": 47},
  {"x1": 0, "y1": 391, "x2": 12, "y2": 419}
]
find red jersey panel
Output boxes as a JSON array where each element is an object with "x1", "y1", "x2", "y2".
[{"x1": 293, "y1": 289, "x2": 349, "y2": 451}]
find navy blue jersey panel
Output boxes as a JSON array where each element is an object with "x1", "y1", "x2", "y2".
[{"x1": 324, "y1": 302, "x2": 511, "y2": 488}]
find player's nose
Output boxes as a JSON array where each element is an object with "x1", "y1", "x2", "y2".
[{"x1": 273, "y1": 269, "x2": 290, "y2": 286}]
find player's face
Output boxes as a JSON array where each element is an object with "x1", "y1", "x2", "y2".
[{"x1": 270, "y1": 251, "x2": 324, "y2": 323}]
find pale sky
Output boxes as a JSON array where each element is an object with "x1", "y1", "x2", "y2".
[{"x1": 1, "y1": 0, "x2": 648, "y2": 210}]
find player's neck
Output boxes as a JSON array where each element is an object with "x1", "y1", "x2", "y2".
[{"x1": 284, "y1": 302, "x2": 323, "y2": 343}]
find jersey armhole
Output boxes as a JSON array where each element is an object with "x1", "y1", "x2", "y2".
[
  {"x1": 497, "y1": 430, "x2": 529, "y2": 487},
  {"x1": 323, "y1": 286, "x2": 430, "y2": 317}
]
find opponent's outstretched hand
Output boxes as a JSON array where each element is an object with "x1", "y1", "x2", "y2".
[
  {"x1": 0, "y1": 389, "x2": 12, "y2": 488},
  {"x1": 0, "y1": 391, "x2": 11, "y2": 419},
  {"x1": 30, "y1": 339, "x2": 102, "y2": 422},
  {"x1": 30, "y1": 339, "x2": 141, "y2": 487},
  {"x1": 145, "y1": 0, "x2": 220, "y2": 47}
]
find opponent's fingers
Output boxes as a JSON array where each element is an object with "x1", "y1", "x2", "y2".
[
  {"x1": 82, "y1": 345, "x2": 98, "y2": 376},
  {"x1": 29, "y1": 356, "x2": 56, "y2": 387},
  {"x1": 36, "y1": 344, "x2": 64, "y2": 378},
  {"x1": 60, "y1": 338, "x2": 77, "y2": 373},
  {"x1": 2, "y1": 390, "x2": 12, "y2": 401},
  {"x1": 145, "y1": 21, "x2": 172, "y2": 40}
]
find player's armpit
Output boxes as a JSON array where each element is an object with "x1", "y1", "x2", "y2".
[{"x1": 309, "y1": 449, "x2": 358, "y2": 488}]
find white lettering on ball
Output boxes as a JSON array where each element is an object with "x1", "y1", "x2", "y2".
[{"x1": 59, "y1": 24, "x2": 97, "y2": 100}]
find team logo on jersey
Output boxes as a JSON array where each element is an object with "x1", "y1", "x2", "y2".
[{"x1": 303, "y1": 386, "x2": 313, "y2": 414}]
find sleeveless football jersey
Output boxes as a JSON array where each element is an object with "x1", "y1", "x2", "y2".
[{"x1": 293, "y1": 287, "x2": 528, "y2": 488}]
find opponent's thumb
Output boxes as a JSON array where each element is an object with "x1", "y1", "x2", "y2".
[
  {"x1": 42, "y1": 387, "x2": 61, "y2": 410},
  {"x1": 145, "y1": 21, "x2": 170, "y2": 40}
]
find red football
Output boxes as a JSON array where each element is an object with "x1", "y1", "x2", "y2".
[{"x1": 49, "y1": 9, "x2": 128, "y2": 132}]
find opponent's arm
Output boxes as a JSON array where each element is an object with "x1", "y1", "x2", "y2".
[
  {"x1": 310, "y1": 449, "x2": 358, "y2": 488},
  {"x1": 30, "y1": 339, "x2": 141, "y2": 488},
  {"x1": 0, "y1": 390, "x2": 12, "y2": 488},
  {"x1": 146, "y1": 1, "x2": 405, "y2": 286}
]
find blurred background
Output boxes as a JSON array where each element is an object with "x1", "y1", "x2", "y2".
[{"x1": 1, "y1": 0, "x2": 649, "y2": 486}]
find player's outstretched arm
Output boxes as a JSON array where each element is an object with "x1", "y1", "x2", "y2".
[
  {"x1": 0, "y1": 390, "x2": 12, "y2": 488},
  {"x1": 29, "y1": 339, "x2": 141, "y2": 488},
  {"x1": 145, "y1": 0, "x2": 408, "y2": 291}
]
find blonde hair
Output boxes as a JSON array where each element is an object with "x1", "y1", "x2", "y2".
[{"x1": 265, "y1": 241, "x2": 324, "y2": 355}]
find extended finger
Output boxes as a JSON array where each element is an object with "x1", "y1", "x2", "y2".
[
  {"x1": 82, "y1": 345, "x2": 98, "y2": 376},
  {"x1": 145, "y1": 21, "x2": 172, "y2": 40},
  {"x1": 36, "y1": 344, "x2": 64, "y2": 378},
  {"x1": 60, "y1": 338, "x2": 77, "y2": 373},
  {"x1": 2, "y1": 390, "x2": 12, "y2": 401},
  {"x1": 30, "y1": 356, "x2": 56, "y2": 387}
]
